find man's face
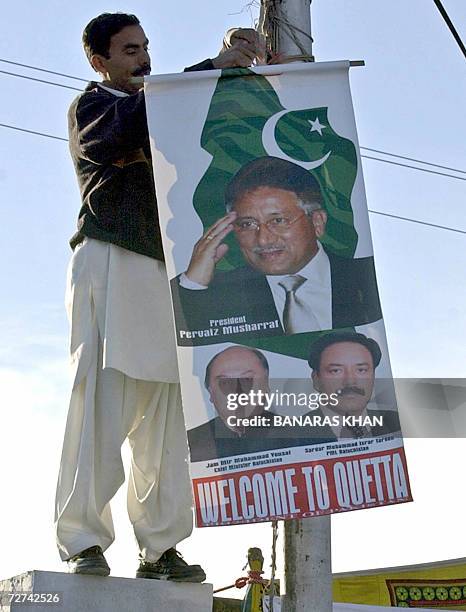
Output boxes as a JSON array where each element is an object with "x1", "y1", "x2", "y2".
[
  {"x1": 312, "y1": 342, "x2": 375, "y2": 415},
  {"x1": 232, "y1": 186, "x2": 327, "y2": 275},
  {"x1": 207, "y1": 347, "x2": 269, "y2": 433},
  {"x1": 92, "y1": 25, "x2": 151, "y2": 93}
]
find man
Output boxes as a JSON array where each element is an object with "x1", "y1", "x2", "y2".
[
  {"x1": 188, "y1": 346, "x2": 276, "y2": 461},
  {"x1": 188, "y1": 345, "x2": 310, "y2": 461},
  {"x1": 171, "y1": 156, "x2": 382, "y2": 346},
  {"x1": 308, "y1": 331, "x2": 401, "y2": 439},
  {"x1": 55, "y1": 12, "x2": 263, "y2": 581}
]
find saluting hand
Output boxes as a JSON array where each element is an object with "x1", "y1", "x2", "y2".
[{"x1": 185, "y1": 212, "x2": 237, "y2": 286}]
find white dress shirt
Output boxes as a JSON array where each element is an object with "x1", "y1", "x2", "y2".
[
  {"x1": 266, "y1": 245, "x2": 332, "y2": 330},
  {"x1": 180, "y1": 244, "x2": 333, "y2": 331}
]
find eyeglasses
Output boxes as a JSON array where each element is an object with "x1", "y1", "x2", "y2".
[{"x1": 233, "y1": 211, "x2": 308, "y2": 235}]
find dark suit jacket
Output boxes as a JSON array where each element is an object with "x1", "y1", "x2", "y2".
[
  {"x1": 171, "y1": 252, "x2": 381, "y2": 346},
  {"x1": 187, "y1": 412, "x2": 313, "y2": 462},
  {"x1": 306, "y1": 408, "x2": 402, "y2": 443},
  {"x1": 188, "y1": 408, "x2": 401, "y2": 462}
]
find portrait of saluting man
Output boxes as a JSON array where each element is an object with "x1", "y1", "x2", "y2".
[{"x1": 171, "y1": 156, "x2": 382, "y2": 346}]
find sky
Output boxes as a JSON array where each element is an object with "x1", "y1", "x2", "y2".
[{"x1": 0, "y1": 0, "x2": 465, "y2": 596}]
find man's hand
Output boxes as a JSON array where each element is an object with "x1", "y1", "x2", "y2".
[
  {"x1": 185, "y1": 212, "x2": 237, "y2": 286},
  {"x1": 212, "y1": 28, "x2": 265, "y2": 69}
]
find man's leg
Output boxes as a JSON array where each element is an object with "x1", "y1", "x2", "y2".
[
  {"x1": 126, "y1": 381, "x2": 205, "y2": 580},
  {"x1": 55, "y1": 340, "x2": 131, "y2": 564}
]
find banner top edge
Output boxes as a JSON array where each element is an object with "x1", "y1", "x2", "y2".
[{"x1": 144, "y1": 59, "x2": 364, "y2": 87}]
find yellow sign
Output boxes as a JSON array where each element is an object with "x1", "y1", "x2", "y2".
[{"x1": 333, "y1": 558, "x2": 466, "y2": 609}]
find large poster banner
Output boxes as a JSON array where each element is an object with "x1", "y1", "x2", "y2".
[{"x1": 145, "y1": 61, "x2": 412, "y2": 527}]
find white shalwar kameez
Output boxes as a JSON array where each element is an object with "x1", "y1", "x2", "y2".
[{"x1": 55, "y1": 238, "x2": 193, "y2": 562}]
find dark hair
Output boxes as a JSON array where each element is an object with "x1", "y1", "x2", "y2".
[
  {"x1": 82, "y1": 13, "x2": 140, "y2": 63},
  {"x1": 308, "y1": 331, "x2": 382, "y2": 372},
  {"x1": 204, "y1": 346, "x2": 269, "y2": 389},
  {"x1": 225, "y1": 156, "x2": 323, "y2": 214}
]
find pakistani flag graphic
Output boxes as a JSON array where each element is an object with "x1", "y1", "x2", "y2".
[
  {"x1": 192, "y1": 67, "x2": 359, "y2": 274},
  {"x1": 185, "y1": 67, "x2": 363, "y2": 358}
]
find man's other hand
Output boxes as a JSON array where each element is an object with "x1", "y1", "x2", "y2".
[{"x1": 212, "y1": 28, "x2": 265, "y2": 69}]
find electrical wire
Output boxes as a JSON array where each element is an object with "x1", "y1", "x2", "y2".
[
  {"x1": 1, "y1": 58, "x2": 466, "y2": 178},
  {"x1": 2, "y1": 70, "x2": 466, "y2": 180},
  {"x1": 0, "y1": 123, "x2": 68, "y2": 142},
  {"x1": 360, "y1": 154, "x2": 465, "y2": 181},
  {"x1": 0, "y1": 58, "x2": 88, "y2": 82},
  {"x1": 432, "y1": 0, "x2": 466, "y2": 59},
  {"x1": 1, "y1": 118, "x2": 466, "y2": 188},
  {"x1": 367, "y1": 209, "x2": 466, "y2": 235},
  {"x1": 0, "y1": 69, "x2": 82, "y2": 92},
  {"x1": 1, "y1": 120, "x2": 464, "y2": 181},
  {"x1": 360, "y1": 146, "x2": 466, "y2": 175},
  {"x1": 0, "y1": 121, "x2": 464, "y2": 237}
]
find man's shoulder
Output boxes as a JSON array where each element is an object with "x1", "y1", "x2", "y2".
[
  {"x1": 68, "y1": 82, "x2": 107, "y2": 117},
  {"x1": 327, "y1": 251, "x2": 373, "y2": 269},
  {"x1": 326, "y1": 250, "x2": 378, "y2": 297},
  {"x1": 71, "y1": 81, "x2": 115, "y2": 106}
]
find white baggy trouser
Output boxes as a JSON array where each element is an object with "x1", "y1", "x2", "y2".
[{"x1": 55, "y1": 239, "x2": 193, "y2": 561}]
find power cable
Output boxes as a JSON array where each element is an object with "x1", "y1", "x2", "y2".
[
  {"x1": 368, "y1": 209, "x2": 466, "y2": 235},
  {"x1": 0, "y1": 69, "x2": 82, "y2": 92},
  {"x1": 361, "y1": 154, "x2": 465, "y2": 182},
  {"x1": 1, "y1": 121, "x2": 465, "y2": 184},
  {"x1": 0, "y1": 123, "x2": 68, "y2": 142},
  {"x1": 1, "y1": 58, "x2": 466, "y2": 178},
  {"x1": 0, "y1": 58, "x2": 88, "y2": 82},
  {"x1": 2, "y1": 68, "x2": 466, "y2": 180},
  {"x1": 1, "y1": 119, "x2": 464, "y2": 182},
  {"x1": 0, "y1": 122, "x2": 464, "y2": 236},
  {"x1": 432, "y1": 0, "x2": 466, "y2": 60},
  {"x1": 360, "y1": 146, "x2": 466, "y2": 175}
]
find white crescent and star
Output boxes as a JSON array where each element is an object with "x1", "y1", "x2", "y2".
[
  {"x1": 308, "y1": 117, "x2": 326, "y2": 135},
  {"x1": 262, "y1": 109, "x2": 331, "y2": 170}
]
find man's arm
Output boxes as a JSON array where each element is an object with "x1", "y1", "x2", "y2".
[
  {"x1": 73, "y1": 89, "x2": 149, "y2": 164},
  {"x1": 184, "y1": 59, "x2": 215, "y2": 72},
  {"x1": 185, "y1": 28, "x2": 264, "y2": 71}
]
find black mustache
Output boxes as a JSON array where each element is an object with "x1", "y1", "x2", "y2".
[
  {"x1": 132, "y1": 66, "x2": 151, "y2": 77},
  {"x1": 337, "y1": 386, "x2": 366, "y2": 397}
]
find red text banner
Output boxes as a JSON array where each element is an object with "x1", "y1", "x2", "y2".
[{"x1": 194, "y1": 446, "x2": 410, "y2": 527}]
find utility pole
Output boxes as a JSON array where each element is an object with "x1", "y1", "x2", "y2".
[
  {"x1": 258, "y1": 0, "x2": 314, "y2": 62},
  {"x1": 258, "y1": 2, "x2": 332, "y2": 610},
  {"x1": 282, "y1": 515, "x2": 332, "y2": 611}
]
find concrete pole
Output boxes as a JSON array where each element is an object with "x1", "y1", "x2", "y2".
[
  {"x1": 282, "y1": 516, "x2": 332, "y2": 611},
  {"x1": 258, "y1": 2, "x2": 331, "y2": 610}
]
